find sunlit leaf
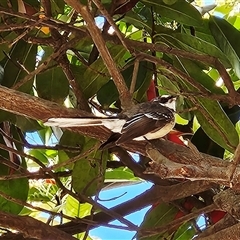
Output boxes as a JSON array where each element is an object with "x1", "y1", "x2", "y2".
[
  {"x1": 172, "y1": 222, "x2": 196, "y2": 240},
  {"x1": 105, "y1": 168, "x2": 137, "y2": 180},
  {"x1": 142, "y1": 0, "x2": 202, "y2": 26},
  {"x1": 209, "y1": 16, "x2": 240, "y2": 78},
  {"x1": 160, "y1": 33, "x2": 230, "y2": 67},
  {"x1": 27, "y1": 149, "x2": 49, "y2": 164},
  {"x1": 64, "y1": 195, "x2": 92, "y2": 218}
]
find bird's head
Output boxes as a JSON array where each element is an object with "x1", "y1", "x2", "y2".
[{"x1": 153, "y1": 95, "x2": 177, "y2": 111}]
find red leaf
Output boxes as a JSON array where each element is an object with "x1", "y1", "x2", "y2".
[
  {"x1": 174, "y1": 199, "x2": 194, "y2": 220},
  {"x1": 147, "y1": 80, "x2": 157, "y2": 101},
  {"x1": 167, "y1": 130, "x2": 186, "y2": 146},
  {"x1": 208, "y1": 210, "x2": 226, "y2": 224}
]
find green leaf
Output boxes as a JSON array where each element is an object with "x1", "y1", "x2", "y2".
[
  {"x1": 214, "y1": 5, "x2": 232, "y2": 17},
  {"x1": 15, "y1": 116, "x2": 42, "y2": 132},
  {"x1": 163, "y1": 0, "x2": 178, "y2": 4},
  {"x1": 158, "y1": 74, "x2": 180, "y2": 93},
  {"x1": 163, "y1": 33, "x2": 230, "y2": 67},
  {"x1": 23, "y1": 0, "x2": 40, "y2": 8},
  {"x1": 63, "y1": 196, "x2": 93, "y2": 239},
  {"x1": 173, "y1": 58, "x2": 238, "y2": 152},
  {"x1": 72, "y1": 138, "x2": 107, "y2": 197},
  {"x1": 64, "y1": 195, "x2": 92, "y2": 218},
  {"x1": 0, "y1": 110, "x2": 16, "y2": 124},
  {"x1": 57, "y1": 150, "x2": 71, "y2": 171},
  {"x1": 0, "y1": 135, "x2": 28, "y2": 214},
  {"x1": 194, "y1": 99, "x2": 238, "y2": 152},
  {"x1": 28, "y1": 187, "x2": 52, "y2": 202},
  {"x1": 136, "y1": 63, "x2": 154, "y2": 101},
  {"x1": 1, "y1": 40, "x2": 37, "y2": 92},
  {"x1": 59, "y1": 131, "x2": 84, "y2": 157},
  {"x1": 36, "y1": 66, "x2": 69, "y2": 104},
  {"x1": 173, "y1": 222, "x2": 196, "y2": 240},
  {"x1": 97, "y1": 61, "x2": 152, "y2": 106},
  {"x1": 74, "y1": 45, "x2": 128, "y2": 99},
  {"x1": 209, "y1": 16, "x2": 240, "y2": 78},
  {"x1": 0, "y1": 177, "x2": 29, "y2": 214},
  {"x1": 27, "y1": 149, "x2": 49, "y2": 164},
  {"x1": 105, "y1": 168, "x2": 137, "y2": 180},
  {"x1": 190, "y1": 19, "x2": 217, "y2": 45},
  {"x1": 142, "y1": 0, "x2": 203, "y2": 26},
  {"x1": 123, "y1": 11, "x2": 152, "y2": 33},
  {"x1": 50, "y1": 0, "x2": 65, "y2": 16},
  {"x1": 138, "y1": 202, "x2": 179, "y2": 240},
  {"x1": 97, "y1": 80, "x2": 118, "y2": 107},
  {"x1": 173, "y1": 59, "x2": 224, "y2": 94},
  {"x1": 37, "y1": 127, "x2": 53, "y2": 145}
]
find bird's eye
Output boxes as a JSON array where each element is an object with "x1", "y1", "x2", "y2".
[
  {"x1": 159, "y1": 95, "x2": 175, "y2": 104},
  {"x1": 160, "y1": 98, "x2": 168, "y2": 103}
]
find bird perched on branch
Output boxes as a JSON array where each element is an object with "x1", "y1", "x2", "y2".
[{"x1": 45, "y1": 95, "x2": 176, "y2": 149}]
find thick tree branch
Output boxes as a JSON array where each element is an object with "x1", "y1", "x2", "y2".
[
  {"x1": 0, "y1": 211, "x2": 75, "y2": 240},
  {"x1": 64, "y1": 0, "x2": 132, "y2": 109},
  {"x1": 0, "y1": 85, "x2": 239, "y2": 185},
  {"x1": 0, "y1": 85, "x2": 110, "y2": 140},
  {"x1": 57, "y1": 181, "x2": 214, "y2": 235},
  {"x1": 197, "y1": 222, "x2": 240, "y2": 240}
]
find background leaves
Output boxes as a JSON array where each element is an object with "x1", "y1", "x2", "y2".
[{"x1": 0, "y1": 1, "x2": 239, "y2": 240}]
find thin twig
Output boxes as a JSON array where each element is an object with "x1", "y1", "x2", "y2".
[
  {"x1": 12, "y1": 37, "x2": 79, "y2": 90},
  {"x1": 190, "y1": 97, "x2": 235, "y2": 151},
  {"x1": 55, "y1": 178, "x2": 138, "y2": 231},
  {"x1": 59, "y1": 56, "x2": 90, "y2": 111},
  {"x1": 0, "y1": 7, "x2": 87, "y2": 36},
  {"x1": 130, "y1": 59, "x2": 139, "y2": 95},
  {"x1": 139, "y1": 204, "x2": 216, "y2": 238},
  {"x1": 0, "y1": 127, "x2": 82, "y2": 152},
  {"x1": 125, "y1": 39, "x2": 236, "y2": 97},
  {"x1": 48, "y1": 145, "x2": 98, "y2": 171},
  {"x1": 136, "y1": 53, "x2": 210, "y2": 94},
  {"x1": 8, "y1": 25, "x2": 35, "y2": 48},
  {"x1": 0, "y1": 190, "x2": 90, "y2": 224},
  {"x1": 91, "y1": 0, "x2": 130, "y2": 51}
]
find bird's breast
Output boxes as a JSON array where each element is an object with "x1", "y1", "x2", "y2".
[{"x1": 133, "y1": 119, "x2": 175, "y2": 141}]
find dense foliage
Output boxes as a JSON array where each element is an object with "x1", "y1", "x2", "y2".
[{"x1": 0, "y1": 0, "x2": 239, "y2": 239}]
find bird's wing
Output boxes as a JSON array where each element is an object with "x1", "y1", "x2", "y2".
[
  {"x1": 117, "y1": 112, "x2": 173, "y2": 144},
  {"x1": 45, "y1": 118, "x2": 126, "y2": 132}
]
